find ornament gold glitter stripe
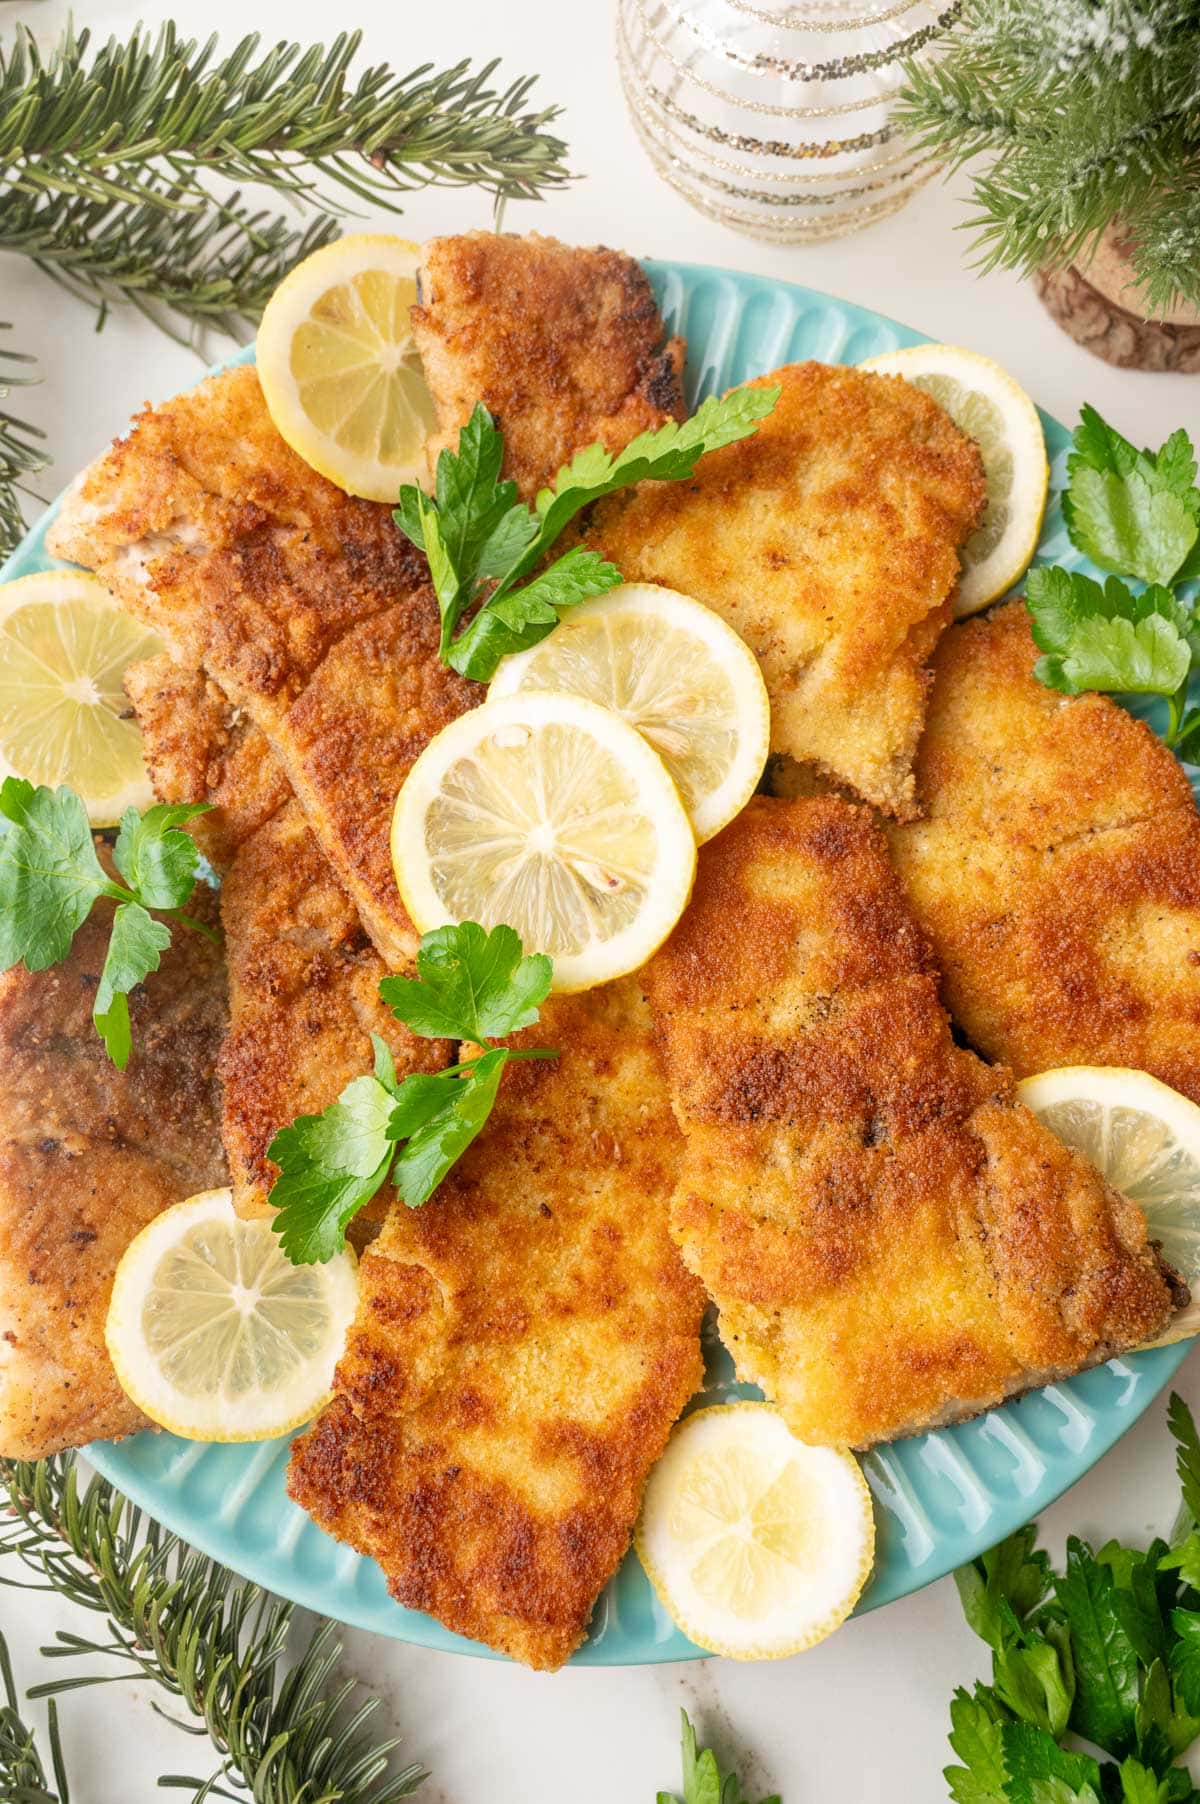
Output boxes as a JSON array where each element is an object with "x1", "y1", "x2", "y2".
[
  {"x1": 653, "y1": 0, "x2": 962, "y2": 81},
  {"x1": 632, "y1": 93, "x2": 925, "y2": 185},
  {"x1": 634, "y1": 74, "x2": 895, "y2": 160},
  {"x1": 645, "y1": 145, "x2": 926, "y2": 240}
]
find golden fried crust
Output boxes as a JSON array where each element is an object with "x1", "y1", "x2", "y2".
[
  {"x1": 269, "y1": 598, "x2": 481, "y2": 968},
  {"x1": 288, "y1": 980, "x2": 705, "y2": 1670},
  {"x1": 47, "y1": 365, "x2": 428, "y2": 727},
  {"x1": 0, "y1": 880, "x2": 227, "y2": 1458},
  {"x1": 412, "y1": 231, "x2": 686, "y2": 500},
  {"x1": 124, "y1": 653, "x2": 290, "y2": 872},
  {"x1": 644, "y1": 797, "x2": 1179, "y2": 1450},
  {"x1": 219, "y1": 803, "x2": 447, "y2": 1219},
  {"x1": 888, "y1": 602, "x2": 1200, "y2": 1099},
  {"x1": 589, "y1": 364, "x2": 986, "y2": 819}
]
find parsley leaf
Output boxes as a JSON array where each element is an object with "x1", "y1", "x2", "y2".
[
  {"x1": 657, "y1": 1710, "x2": 780, "y2": 1804},
  {"x1": 946, "y1": 1686, "x2": 1009, "y2": 1804},
  {"x1": 1064, "y1": 407, "x2": 1200, "y2": 587},
  {"x1": 270, "y1": 923, "x2": 557, "y2": 1263},
  {"x1": 1001, "y1": 1722, "x2": 1102, "y2": 1804},
  {"x1": 1170, "y1": 1391, "x2": 1200, "y2": 1531},
  {"x1": 0, "y1": 778, "x2": 214, "y2": 1067},
  {"x1": 1055, "y1": 1537, "x2": 1140, "y2": 1757},
  {"x1": 956, "y1": 1526, "x2": 1054, "y2": 1648},
  {"x1": 1026, "y1": 569, "x2": 1192, "y2": 698},
  {"x1": 395, "y1": 387, "x2": 779, "y2": 682}
]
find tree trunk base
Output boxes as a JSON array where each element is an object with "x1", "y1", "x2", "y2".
[{"x1": 1035, "y1": 264, "x2": 1200, "y2": 373}]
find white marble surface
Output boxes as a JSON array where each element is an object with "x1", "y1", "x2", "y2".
[{"x1": 4, "y1": 0, "x2": 1200, "y2": 1797}]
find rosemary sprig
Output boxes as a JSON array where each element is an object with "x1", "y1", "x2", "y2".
[
  {"x1": 0, "y1": 22, "x2": 571, "y2": 212},
  {"x1": 0, "y1": 1454, "x2": 426, "y2": 1804},
  {"x1": 2, "y1": 186, "x2": 341, "y2": 351},
  {"x1": 0, "y1": 328, "x2": 48, "y2": 561},
  {"x1": 0, "y1": 1635, "x2": 66, "y2": 1804}
]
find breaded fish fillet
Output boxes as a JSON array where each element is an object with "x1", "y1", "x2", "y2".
[
  {"x1": 412, "y1": 231, "x2": 686, "y2": 496},
  {"x1": 887, "y1": 602, "x2": 1200, "y2": 1102},
  {"x1": 48, "y1": 365, "x2": 477, "y2": 968},
  {"x1": 589, "y1": 363, "x2": 987, "y2": 819},
  {"x1": 0, "y1": 879, "x2": 226, "y2": 1458},
  {"x1": 288, "y1": 980, "x2": 705, "y2": 1670},
  {"x1": 644, "y1": 797, "x2": 1181, "y2": 1450},
  {"x1": 219, "y1": 802, "x2": 447, "y2": 1219}
]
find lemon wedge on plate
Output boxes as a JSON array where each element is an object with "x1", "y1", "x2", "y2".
[
  {"x1": 1019, "y1": 1066, "x2": 1200, "y2": 1347},
  {"x1": 256, "y1": 233, "x2": 436, "y2": 502},
  {"x1": 636, "y1": 1402, "x2": 875, "y2": 1660},
  {"x1": 859, "y1": 344, "x2": 1048, "y2": 617},
  {"x1": 0, "y1": 569, "x2": 162, "y2": 825},
  {"x1": 487, "y1": 584, "x2": 770, "y2": 844},
  {"x1": 105, "y1": 1189, "x2": 359, "y2": 1442},
  {"x1": 391, "y1": 691, "x2": 697, "y2": 992}
]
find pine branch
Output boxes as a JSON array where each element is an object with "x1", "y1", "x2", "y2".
[
  {"x1": 0, "y1": 22, "x2": 572, "y2": 212},
  {"x1": 0, "y1": 186, "x2": 341, "y2": 350},
  {"x1": 0, "y1": 1636, "x2": 67, "y2": 1804},
  {"x1": 0, "y1": 1454, "x2": 427, "y2": 1804},
  {"x1": 0, "y1": 329, "x2": 48, "y2": 562}
]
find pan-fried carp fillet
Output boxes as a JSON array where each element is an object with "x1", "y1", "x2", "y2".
[
  {"x1": 644, "y1": 796, "x2": 1181, "y2": 1450},
  {"x1": 588, "y1": 363, "x2": 986, "y2": 819},
  {"x1": 412, "y1": 230, "x2": 686, "y2": 495},
  {"x1": 0, "y1": 879, "x2": 227, "y2": 1458},
  {"x1": 887, "y1": 600, "x2": 1200, "y2": 1101},
  {"x1": 288, "y1": 979, "x2": 705, "y2": 1670}
]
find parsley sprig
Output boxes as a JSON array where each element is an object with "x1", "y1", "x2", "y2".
[
  {"x1": 946, "y1": 1392, "x2": 1200, "y2": 1804},
  {"x1": 658, "y1": 1710, "x2": 780, "y2": 1804},
  {"x1": 268, "y1": 922, "x2": 555, "y2": 1264},
  {"x1": 0, "y1": 777, "x2": 214, "y2": 1068},
  {"x1": 394, "y1": 387, "x2": 780, "y2": 682},
  {"x1": 1027, "y1": 406, "x2": 1200, "y2": 754}
]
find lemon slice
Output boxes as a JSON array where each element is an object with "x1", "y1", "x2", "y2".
[
  {"x1": 105, "y1": 1189, "x2": 359, "y2": 1442},
  {"x1": 256, "y1": 233, "x2": 436, "y2": 502},
  {"x1": 1019, "y1": 1066, "x2": 1200, "y2": 1347},
  {"x1": 0, "y1": 569, "x2": 163, "y2": 825},
  {"x1": 487, "y1": 584, "x2": 770, "y2": 844},
  {"x1": 391, "y1": 691, "x2": 697, "y2": 992},
  {"x1": 636, "y1": 1402, "x2": 874, "y2": 1659},
  {"x1": 859, "y1": 344, "x2": 1048, "y2": 617}
]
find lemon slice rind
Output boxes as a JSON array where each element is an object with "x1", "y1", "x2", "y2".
[
  {"x1": 1018, "y1": 1065, "x2": 1200, "y2": 1349},
  {"x1": 256, "y1": 233, "x2": 434, "y2": 503},
  {"x1": 391, "y1": 690, "x2": 698, "y2": 993},
  {"x1": 0, "y1": 569, "x2": 162, "y2": 825},
  {"x1": 859, "y1": 344, "x2": 1048, "y2": 618},
  {"x1": 105, "y1": 1189, "x2": 359, "y2": 1443},
  {"x1": 635, "y1": 1401, "x2": 875, "y2": 1660},
  {"x1": 487, "y1": 583, "x2": 770, "y2": 843}
]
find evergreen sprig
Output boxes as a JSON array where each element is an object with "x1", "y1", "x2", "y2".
[
  {"x1": 0, "y1": 21, "x2": 571, "y2": 211},
  {"x1": 0, "y1": 1453, "x2": 427, "y2": 1804},
  {"x1": 0, "y1": 328, "x2": 48, "y2": 562},
  {"x1": 897, "y1": 0, "x2": 1200, "y2": 315},
  {"x1": 0, "y1": 1636, "x2": 67, "y2": 1804}
]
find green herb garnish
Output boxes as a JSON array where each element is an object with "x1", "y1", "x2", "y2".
[
  {"x1": 268, "y1": 921, "x2": 555, "y2": 1263},
  {"x1": 0, "y1": 778, "x2": 214, "y2": 1068},
  {"x1": 395, "y1": 387, "x2": 780, "y2": 682},
  {"x1": 658, "y1": 1709, "x2": 780, "y2": 1804},
  {"x1": 1027, "y1": 406, "x2": 1200, "y2": 750},
  {"x1": 945, "y1": 1391, "x2": 1200, "y2": 1804}
]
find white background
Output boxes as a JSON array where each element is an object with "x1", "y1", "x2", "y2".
[{"x1": 4, "y1": 2, "x2": 1200, "y2": 1800}]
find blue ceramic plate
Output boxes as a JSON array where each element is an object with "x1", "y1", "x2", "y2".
[{"x1": 6, "y1": 259, "x2": 1193, "y2": 1664}]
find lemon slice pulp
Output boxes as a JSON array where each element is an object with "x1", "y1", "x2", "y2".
[
  {"x1": 105, "y1": 1189, "x2": 359, "y2": 1442},
  {"x1": 391, "y1": 691, "x2": 697, "y2": 992},
  {"x1": 859, "y1": 344, "x2": 1048, "y2": 617},
  {"x1": 256, "y1": 233, "x2": 435, "y2": 502},
  {"x1": 635, "y1": 1402, "x2": 875, "y2": 1659},
  {"x1": 1019, "y1": 1066, "x2": 1200, "y2": 1347},
  {"x1": 0, "y1": 569, "x2": 163, "y2": 825},
  {"x1": 487, "y1": 583, "x2": 770, "y2": 843}
]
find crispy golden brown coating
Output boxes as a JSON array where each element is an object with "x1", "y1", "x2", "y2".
[
  {"x1": 412, "y1": 232, "x2": 686, "y2": 499},
  {"x1": 887, "y1": 601, "x2": 1200, "y2": 1101},
  {"x1": 124, "y1": 653, "x2": 290, "y2": 872},
  {"x1": 219, "y1": 803, "x2": 447, "y2": 1219},
  {"x1": 0, "y1": 879, "x2": 227, "y2": 1458},
  {"x1": 644, "y1": 797, "x2": 1180, "y2": 1450},
  {"x1": 589, "y1": 363, "x2": 987, "y2": 819},
  {"x1": 288, "y1": 980, "x2": 705, "y2": 1669}
]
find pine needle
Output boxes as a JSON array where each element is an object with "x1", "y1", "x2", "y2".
[
  {"x1": 0, "y1": 1454, "x2": 427, "y2": 1804},
  {"x1": 0, "y1": 329, "x2": 48, "y2": 561},
  {"x1": 0, "y1": 1634, "x2": 67, "y2": 1804}
]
